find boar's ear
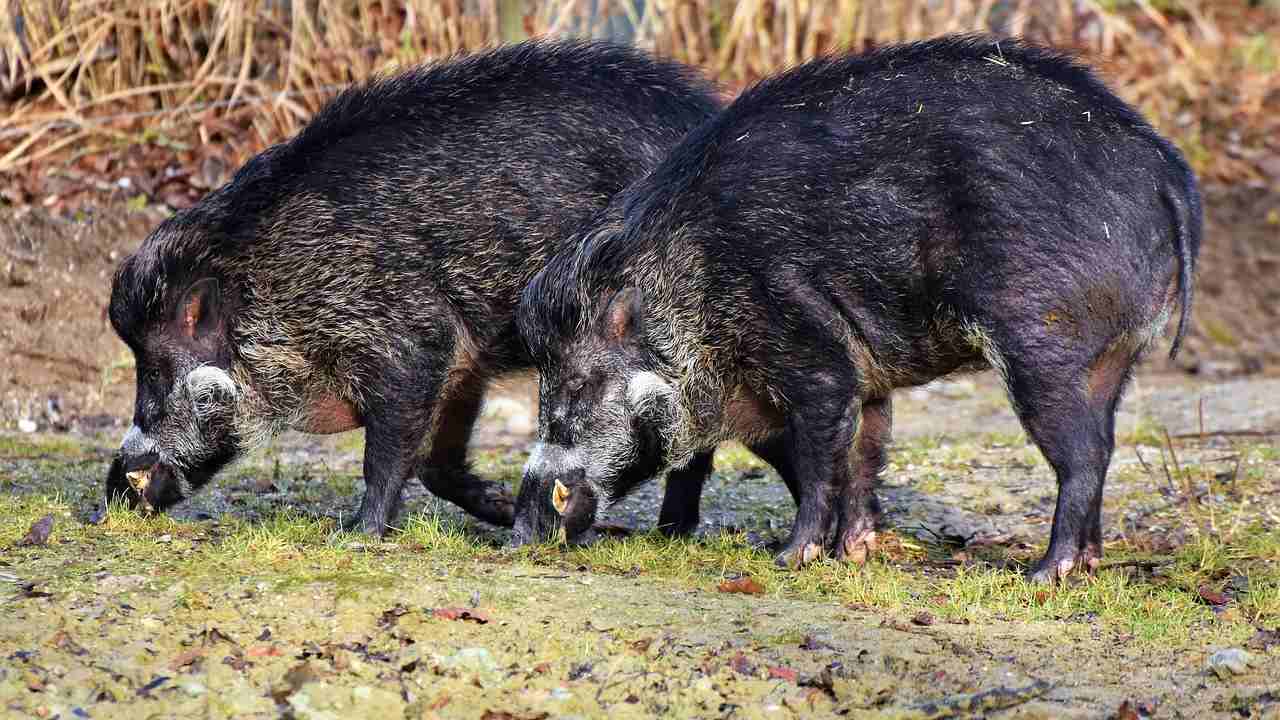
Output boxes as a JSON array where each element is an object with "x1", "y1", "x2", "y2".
[
  {"x1": 174, "y1": 278, "x2": 222, "y2": 341},
  {"x1": 602, "y1": 287, "x2": 643, "y2": 343}
]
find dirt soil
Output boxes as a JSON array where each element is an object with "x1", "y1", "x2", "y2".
[{"x1": 1, "y1": 193, "x2": 1279, "y2": 718}]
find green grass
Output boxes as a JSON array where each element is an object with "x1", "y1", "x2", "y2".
[
  {"x1": 6, "y1": 487, "x2": 1271, "y2": 648},
  {"x1": 3, "y1": 428, "x2": 1276, "y2": 653}
]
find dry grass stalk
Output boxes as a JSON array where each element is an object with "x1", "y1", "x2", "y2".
[{"x1": 0, "y1": 1, "x2": 1275, "y2": 182}]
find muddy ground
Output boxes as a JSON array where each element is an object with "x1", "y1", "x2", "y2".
[{"x1": 2, "y1": 193, "x2": 1279, "y2": 718}]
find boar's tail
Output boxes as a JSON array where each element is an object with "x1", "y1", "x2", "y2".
[{"x1": 1164, "y1": 182, "x2": 1201, "y2": 360}]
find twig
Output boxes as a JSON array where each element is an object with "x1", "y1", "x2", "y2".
[
  {"x1": 874, "y1": 680, "x2": 1053, "y2": 720},
  {"x1": 1134, "y1": 446, "x2": 1153, "y2": 476},
  {"x1": 1168, "y1": 429, "x2": 1278, "y2": 439}
]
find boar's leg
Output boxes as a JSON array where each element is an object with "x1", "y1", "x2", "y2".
[
  {"x1": 416, "y1": 382, "x2": 516, "y2": 527},
  {"x1": 835, "y1": 395, "x2": 891, "y2": 564},
  {"x1": 346, "y1": 363, "x2": 444, "y2": 536},
  {"x1": 1001, "y1": 335, "x2": 1135, "y2": 583},
  {"x1": 773, "y1": 377, "x2": 860, "y2": 569},
  {"x1": 748, "y1": 436, "x2": 801, "y2": 505},
  {"x1": 655, "y1": 450, "x2": 714, "y2": 536}
]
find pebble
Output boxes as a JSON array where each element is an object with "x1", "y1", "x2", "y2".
[
  {"x1": 18, "y1": 418, "x2": 38, "y2": 433},
  {"x1": 1207, "y1": 648, "x2": 1254, "y2": 680}
]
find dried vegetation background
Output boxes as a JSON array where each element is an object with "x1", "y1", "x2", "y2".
[
  {"x1": 3, "y1": 1, "x2": 1278, "y2": 195},
  {"x1": 1, "y1": 0, "x2": 1278, "y2": 367}
]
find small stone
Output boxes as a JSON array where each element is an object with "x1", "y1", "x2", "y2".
[
  {"x1": 1207, "y1": 648, "x2": 1253, "y2": 680},
  {"x1": 440, "y1": 647, "x2": 498, "y2": 680},
  {"x1": 18, "y1": 418, "x2": 38, "y2": 433}
]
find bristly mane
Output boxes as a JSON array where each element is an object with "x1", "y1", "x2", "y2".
[
  {"x1": 516, "y1": 34, "x2": 1170, "y2": 362},
  {"x1": 112, "y1": 39, "x2": 716, "y2": 348}
]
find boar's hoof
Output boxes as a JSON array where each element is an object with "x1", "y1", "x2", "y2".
[
  {"x1": 836, "y1": 529, "x2": 877, "y2": 565},
  {"x1": 467, "y1": 482, "x2": 515, "y2": 528},
  {"x1": 418, "y1": 472, "x2": 515, "y2": 527},
  {"x1": 341, "y1": 512, "x2": 390, "y2": 538},
  {"x1": 1028, "y1": 545, "x2": 1103, "y2": 584},
  {"x1": 775, "y1": 541, "x2": 825, "y2": 569}
]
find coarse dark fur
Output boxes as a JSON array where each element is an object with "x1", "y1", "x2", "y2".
[
  {"x1": 103, "y1": 40, "x2": 721, "y2": 534},
  {"x1": 515, "y1": 35, "x2": 1201, "y2": 580}
]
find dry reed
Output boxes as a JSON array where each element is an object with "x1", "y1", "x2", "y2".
[{"x1": 1, "y1": 1, "x2": 1276, "y2": 185}]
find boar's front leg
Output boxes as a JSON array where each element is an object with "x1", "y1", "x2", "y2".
[
  {"x1": 347, "y1": 361, "x2": 442, "y2": 536},
  {"x1": 656, "y1": 444, "x2": 798, "y2": 539},
  {"x1": 774, "y1": 371, "x2": 861, "y2": 569},
  {"x1": 415, "y1": 381, "x2": 515, "y2": 527},
  {"x1": 655, "y1": 451, "x2": 714, "y2": 536}
]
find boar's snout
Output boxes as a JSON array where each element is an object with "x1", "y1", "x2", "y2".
[
  {"x1": 119, "y1": 424, "x2": 158, "y2": 472},
  {"x1": 106, "y1": 425, "x2": 160, "y2": 512},
  {"x1": 512, "y1": 445, "x2": 598, "y2": 547}
]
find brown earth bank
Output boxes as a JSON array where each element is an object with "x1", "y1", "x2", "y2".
[{"x1": 1, "y1": 185, "x2": 1277, "y2": 435}]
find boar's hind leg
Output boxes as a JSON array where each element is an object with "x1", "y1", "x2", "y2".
[
  {"x1": 1000, "y1": 335, "x2": 1136, "y2": 584},
  {"x1": 656, "y1": 450, "x2": 714, "y2": 537},
  {"x1": 416, "y1": 383, "x2": 516, "y2": 527},
  {"x1": 835, "y1": 395, "x2": 891, "y2": 564}
]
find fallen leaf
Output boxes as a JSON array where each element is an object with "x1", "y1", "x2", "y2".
[
  {"x1": 431, "y1": 607, "x2": 490, "y2": 624},
  {"x1": 1198, "y1": 586, "x2": 1230, "y2": 606},
  {"x1": 50, "y1": 631, "x2": 87, "y2": 656},
  {"x1": 768, "y1": 666, "x2": 799, "y2": 682},
  {"x1": 17, "y1": 515, "x2": 53, "y2": 547},
  {"x1": 487, "y1": 709, "x2": 545, "y2": 720},
  {"x1": 379, "y1": 604, "x2": 410, "y2": 628},
  {"x1": 911, "y1": 611, "x2": 935, "y2": 627},
  {"x1": 717, "y1": 576, "x2": 765, "y2": 595},
  {"x1": 730, "y1": 652, "x2": 755, "y2": 676},
  {"x1": 1246, "y1": 627, "x2": 1280, "y2": 652},
  {"x1": 170, "y1": 648, "x2": 204, "y2": 671},
  {"x1": 1115, "y1": 699, "x2": 1140, "y2": 720},
  {"x1": 531, "y1": 662, "x2": 551, "y2": 675},
  {"x1": 1033, "y1": 590, "x2": 1051, "y2": 606},
  {"x1": 245, "y1": 644, "x2": 282, "y2": 658},
  {"x1": 427, "y1": 693, "x2": 451, "y2": 710}
]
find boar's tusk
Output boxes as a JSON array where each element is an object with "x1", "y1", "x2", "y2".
[
  {"x1": 125, "y1": 470, "x2": 156, "y2": 513},
  {"x1": 125, "y1": 469, "x2": 151, "y2": 494},
  {"x1": 552, "y1": 479, "x2": 571, "y2": 515}
]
